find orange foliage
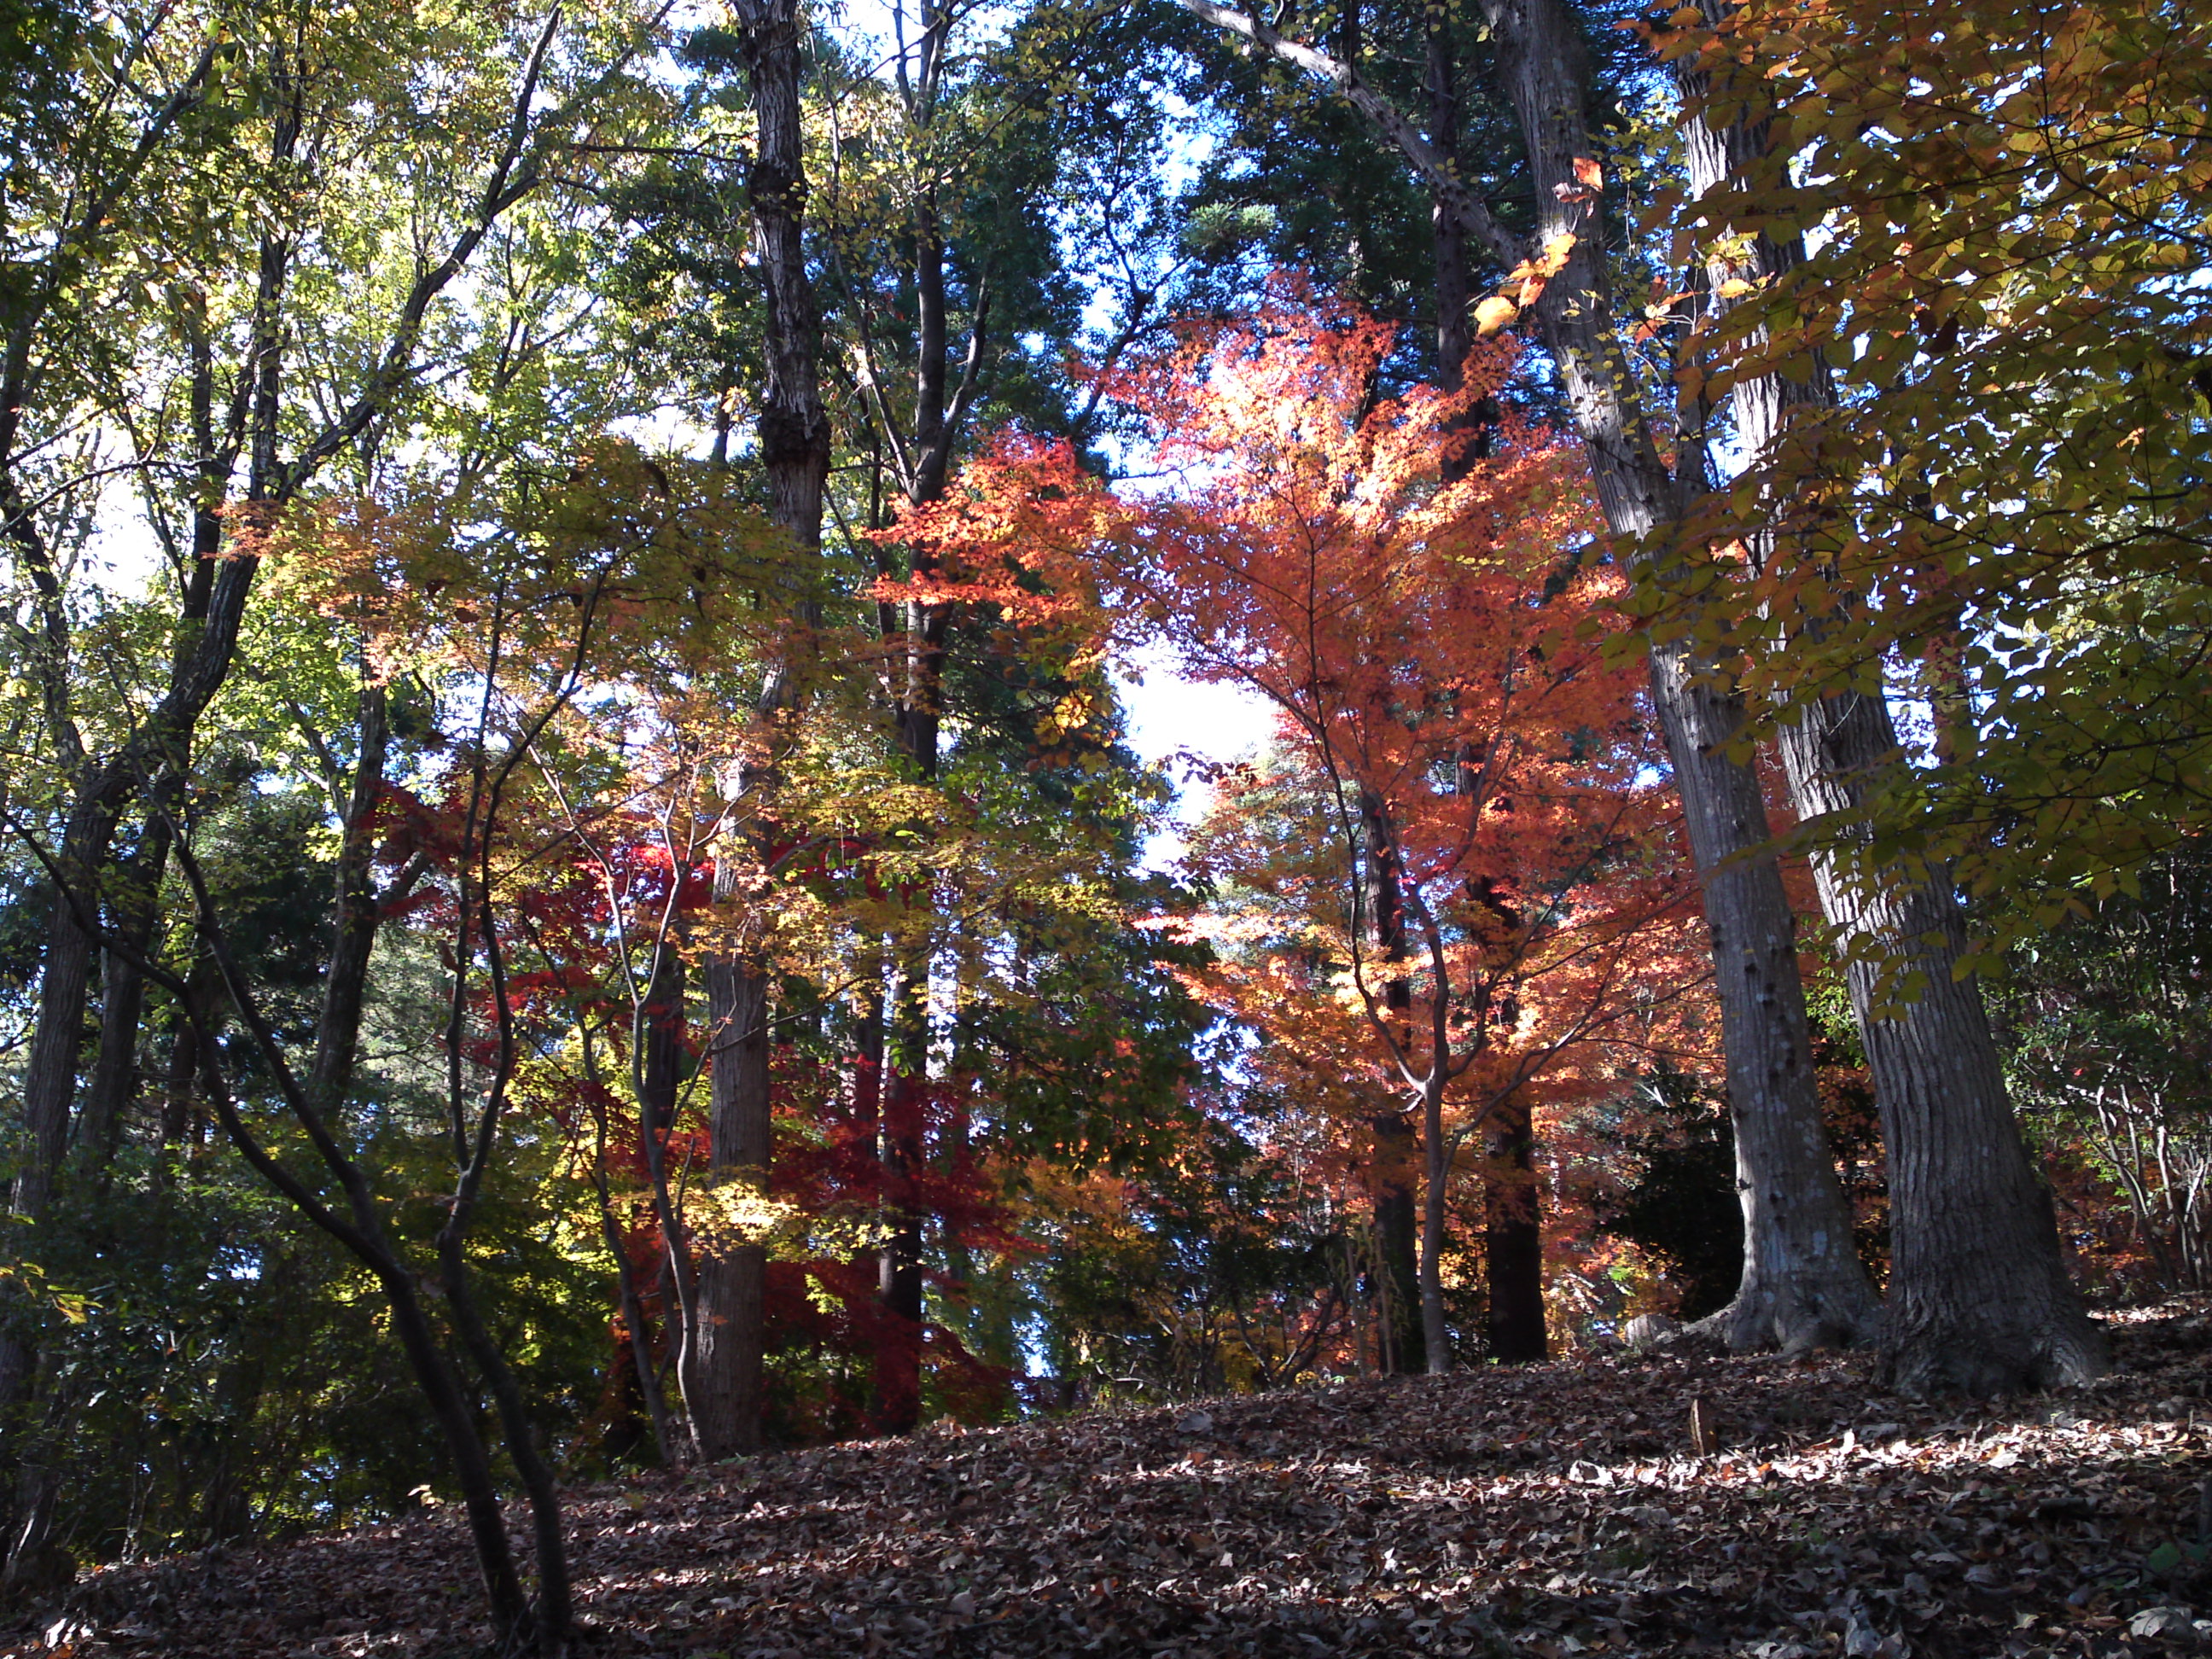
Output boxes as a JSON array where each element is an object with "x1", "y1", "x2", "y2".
[
  {"x1": 888, "y1": 289, "x2": 1721, "y2": 1353},
  {"x1": 1092, "y1": 293, "x2": 1713, "y2": 1134}
]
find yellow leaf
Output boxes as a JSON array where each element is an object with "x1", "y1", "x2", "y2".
[
  {"x1": 1717, "y1": 277, "x2": 1756, "y2": 299},
  {"x1": 1475, "y1": 296, "x2": 1520, "y2": 335}
]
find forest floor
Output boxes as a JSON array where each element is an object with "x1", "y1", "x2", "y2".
[{"x1": 15, "y1": 1302, "x2": 2212, "y2": 1659}]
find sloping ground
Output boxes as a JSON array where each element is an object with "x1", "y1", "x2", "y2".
[{"x1": 16, "y1": 1306, "x2": 2212, "y2": 1659}]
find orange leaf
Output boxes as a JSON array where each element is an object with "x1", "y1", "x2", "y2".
[
  {"x1": 1476, "y1": 296, "x2": 1521, "y2": 336},
  {"x1": 1573, "y1": 157, "x2": 1603, "y2": 191}
]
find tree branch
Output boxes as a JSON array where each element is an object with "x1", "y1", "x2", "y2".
[{"x1": 1177, "y1": 0, "x2": 1519, "y2": 268}]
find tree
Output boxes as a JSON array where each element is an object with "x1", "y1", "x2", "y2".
[
  {"x1": 902, "y1": 294, "x2": 1708, "y2": 1367},
  {"x1": 1655, "y1": 0, "x2": 2211, "y2": 938},
  {"x1": 1997, "y1": 844, "x2": 2212, "y2": 1296},
  {"x1": 223, "y1": 438, "x2": 823, "y2": 1644},
  {"x1": 1173, "y1": 0, "x2": 1883, "y2": 1359},
  {"x1": 1640, "y1": 0, "x2": 2120, "y2": 1390},
  {"x1": 687, "y1": 0, "x2": 835, "y2": 1464},
  {"x1": 0, "y1": 0, "x2": 679, "y2": 1581}
]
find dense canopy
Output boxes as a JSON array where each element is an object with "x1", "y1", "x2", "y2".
[{"x1": 0, "y1": 0, "x2": 2203, "y2": 1648}]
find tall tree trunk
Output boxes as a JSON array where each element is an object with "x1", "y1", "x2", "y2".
[
  {"x1": 1423, "y1": 3, "x2": 1481, "y2": 485},
  {"x1": 1668, "y1": 683, "x2": 1880, "y2": 1353},
  {"x1": 852, "y1": 977, "x2": 888, "y2": 1412},
  {"x1": 618, "y1": 943, "x2": 684, "y2": 1464},
  {"x1": 585, "y1": 1022, "x2": 678, "y2": 1468},
  {"x1": 876, "y1": 591, "x2": 946, "y2": 1430},
  {"x1": 1467, "y1": 0, "x2": 1881, "y2": 1352},
  {"x1": 1778, "y1": 705, "x2": 2104, "y2": 1390},
  {"x1": 77, "y1": 812, "x2": 174, "y2": 1165},
  {"x1": 876, "y1": 963, "x2": 929, "y2": 1435},
  {"x1": 1483, "y1": 1095, "x2": 1547, "y2": 1361},
  {"x1": 1368, "y1": 1113, "x2": 1424, "y2": 1374},
  {"x1": 1353, "y1": 19, "x2": 1474, "y2": 1377},
  {"x1": 160, "y1": 959, "x2": 217, "y2": 1155},
  {"x1": 2, "y1": 65, "x2": 295, "y2": 1537},
  {"x1": 695, "y1": 954, "x2": 771, "y2": 1459},
  {"x1": 1416, "y1": 1070, "x2": 1452, "y2": 1371},
  {"x1": 1359, "y1": 791, "x2": 1425, "y2": 1374},
  {"x1": 876, "y1": 157, "x2": 955, "y2": 1430},
  {"x1": 865, "y1": 6, "x2": 991, "y2": 1423},
  {"x1": 1674, "y1": 8, "x2": 2101, "y2": 1391},
  {"x1": 693, "y1": 0, "x2": 835, "y2": 1459}
]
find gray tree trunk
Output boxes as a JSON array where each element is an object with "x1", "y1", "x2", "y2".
[
  {"x1": 689, "y1": 0, "x2": 834, "y2": 1459},
  {"x1": 694, "y1": 956, "x2": 772, "y2": 1459},
  {"x1": 78, "y1": 812, "x2": 174, "y2": 1165},
  {"x1": 1478, "y1": 0, "x2": 1882, "y2": 1352},
  {"x1": 1674, "y1": 9, "x2": 2103, "y2": 1390},
  {"x1": 1776, "y1": 701, "x2": 2106, "y2": 1390}
]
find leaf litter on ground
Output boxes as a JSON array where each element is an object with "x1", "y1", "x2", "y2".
[{"x1": 17, "y1": 1300, "x2": 2212, "y2": 1659}]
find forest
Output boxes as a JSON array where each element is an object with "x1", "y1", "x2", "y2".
[{"x1": 0, "y1": 0, "x2": 2206, "y2": 1650}]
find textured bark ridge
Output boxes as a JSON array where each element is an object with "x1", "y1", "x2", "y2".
[
  {"x1": 1644, "y1": 640, "x2": 1883, "y2": 1355},
  {"x1": 693, "y1": 958, "x2": 774, "y2": 1458},
  {"x1": 1775, "y1": 700, "x2": 2106, "y2": 1394},
  {"x1": 1483, "y1": 1097, "x2": 1548, "y2": 1363},
  {"x1": 1369, "y1": 1111, "x2": 1427, "y2": 1374}
]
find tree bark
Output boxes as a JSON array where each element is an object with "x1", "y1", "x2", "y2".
[
  {"x1": 1483, "y1": 1095, "x2": 1547, "y2": 1361},
  {"x1": 1368, "y1": 1112, "x2": 1424, "y2": 1374},
  {"x1": 1416, "y1": 1069, "x2": 1452, "y2": 1371},
  {"x1": 584, "y1": 1022, "x2": 678, "y2": 1467},
  {"x1": 694, "y1": 953, "x2": 772, "y2": 1459},
  {"x1": 1460, "y1": 0, "x2": 1878, "y2": 1353},
  {"x1": 691, "y1": 0, "x2": 835, "y2": 1459},
  {"x1": 1779, "y1": 704, "x2": 2105, "y2": 1390},
  {"x1": 1423, "y1": 4, "x2": 1482, "y2": 485},
  {"x1": 855, "y1": 0, "x2": 992, "y2": 1429},
  {"x1": 1674, "y1": 9, "x2": 2102, "y2": 1390},
  {"x1": 876, "y1": 965, "x2": 930, "y2": 1435},
  {"x1": 77, "y1": 812, "x2": 174, "y2": 1165},
  {"x1": 1359, "y1": 791, "x2": 1426, "y2": 1374}
]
